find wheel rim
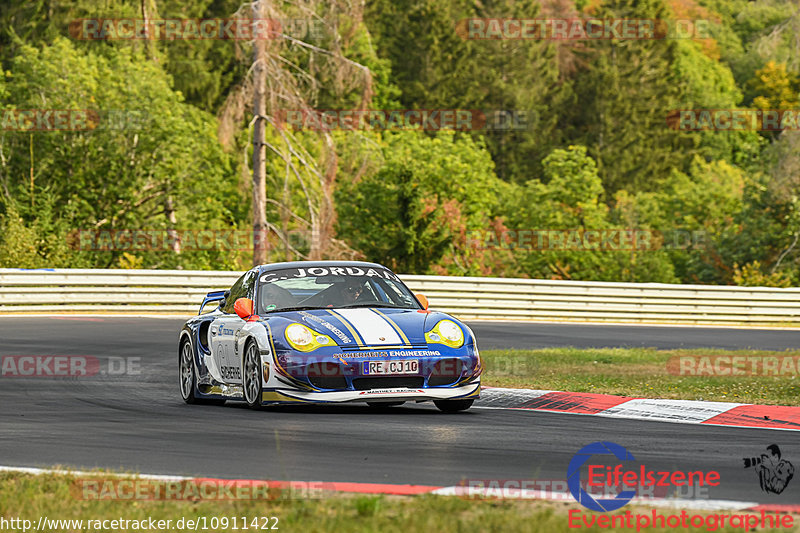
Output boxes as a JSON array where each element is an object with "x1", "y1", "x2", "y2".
[
  {"x1": 180, "y1": 342, "x2": 193, "y2": 399},
  {"x1": 244, "y1": 344, "x2": 260, "y2": 404}
]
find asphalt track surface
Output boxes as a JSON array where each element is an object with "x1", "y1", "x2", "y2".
[{"x1": 1, "y1": 317, "x2": 799, "y2": 505}]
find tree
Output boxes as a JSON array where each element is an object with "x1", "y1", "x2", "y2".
[
  {"x1": 508, "y1": 146, "x2": 678, "y2": 282},
  {"x1": 562, "y1": 0, "x2": 697, "y2": 193},
  {"x1": 365, "y1": 0, "x2": 565, "y2": 183},
  {"x1": 217, "y1": 0, "x2": 376, "y2": 265},
  {"x1": 335, "y1": 131, "x2": 510, "y2": 274},
  {"x1": 0, "y1": 38, "x2": 236, "y2": 269}
]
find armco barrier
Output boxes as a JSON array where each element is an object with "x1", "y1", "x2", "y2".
[{"x1": 1, "y1": 268, "x2": 800, "y2": 325}]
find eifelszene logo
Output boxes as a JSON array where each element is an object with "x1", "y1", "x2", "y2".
[
  {"x1": 568, "y1": 441, "x2": 637, "y2": 511},
  {"x1": 744, "y1": 444, "x2": 794, "y2": 495},
  {"x1": 567, "y1": 441, "x2": 721, "y2": 512}
]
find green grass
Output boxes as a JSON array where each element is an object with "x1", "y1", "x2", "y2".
[
  {"x1": 0, "y1": 472, "x2": 795, "y2": 532},
  {"x1": 480, "y1": 348, "x2": 800, "y2": 406}
]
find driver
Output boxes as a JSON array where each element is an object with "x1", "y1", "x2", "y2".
[{"x1": 340, "y1": 279, "x2": 366, "y2": 305}]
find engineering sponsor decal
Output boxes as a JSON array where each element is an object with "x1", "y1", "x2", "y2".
[
  {"x1": 389, "y1": 350, "x2": 442, "y2": 357},
  {"x1": 298, "y1": 311, "x2": 352, "y2": 344},
  {"x1": 334, "y1": 350, "x2": 441, "y2": 358}
]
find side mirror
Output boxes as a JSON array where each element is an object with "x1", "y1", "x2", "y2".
[
  {"x1": 234, "y1": 298, "x2": 255, "y2": 319},
  {"x1": 220, "y1": 290, "x2": 231, "y2": 309},
  {"x1": 416, "y1": 293, "x2": 429, "y2": 310}
]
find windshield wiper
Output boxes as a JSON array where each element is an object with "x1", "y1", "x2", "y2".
[{"x1": 337, "y1": 303, "x2": 410, "y2": 309}]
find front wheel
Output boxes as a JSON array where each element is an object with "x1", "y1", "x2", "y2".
[
  {"x1": 243, "y1": 341, "x2": 263, "y2": 409},
  {"x1": 433, "y1": 399, "x2": 474, "y2": 413}
]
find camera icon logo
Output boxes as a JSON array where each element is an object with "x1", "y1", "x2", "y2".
[{"x1": 743, "y1": 444, "x2": 794, "y2": 495}]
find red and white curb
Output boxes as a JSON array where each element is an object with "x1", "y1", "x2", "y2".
[
  {"x1": 2, "y1": 466, "x2": 798, "y2": 513},
  {"x1": 476, "y1": 388, "x2": 800, "y2": 431}
]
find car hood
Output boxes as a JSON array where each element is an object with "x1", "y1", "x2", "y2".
[{"x1": 263, "y1": 307, "x2": 441, "y2": 348}]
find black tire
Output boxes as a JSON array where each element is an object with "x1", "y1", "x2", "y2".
[
  {"x1": 367, "y1": 401, "x2": 405, "y2": 409},
  {"x1": 179, "y1": 338, "x2": 225, "y2": 406},
  {"x1": 179, "y1": 338, "x2": 201, "y2": 404},
  {"x1": 433, "y1": 399, "x2": 474, "y2": 413},
  {"x1": 243, "y1": 340, "x2": 263, "y2": 409}
]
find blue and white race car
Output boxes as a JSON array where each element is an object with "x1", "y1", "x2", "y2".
[{"x1": 178, "y1": 261, "x2": 481, "y2": 412}]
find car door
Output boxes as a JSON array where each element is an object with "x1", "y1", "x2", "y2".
[{"x1": 210, "y1": 271, "x2": 256, "y2": 384}]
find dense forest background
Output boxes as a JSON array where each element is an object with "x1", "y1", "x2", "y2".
[{"x1": 0, "y1": 0, "x2": 799, "y2": 285}]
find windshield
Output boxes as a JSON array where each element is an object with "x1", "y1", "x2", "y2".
[{"x1": 257, "y1": 266, "x2": 421, "y2": 313}]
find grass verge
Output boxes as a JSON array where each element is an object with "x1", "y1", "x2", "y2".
[
  {"x1": 480, "y1": 348, "x2": 800, "y2": 406},
  {"x1": 1, "y1": 472, "x2": 796, "y2": 533}
]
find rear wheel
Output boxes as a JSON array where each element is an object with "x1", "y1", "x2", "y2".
[
  {"x1": 179, "y1": 340, "x2": 197, "y2": 404},
  {"x1": 433, "y1": 399, "x2": 474, "y2": 413},
  {"x1": 243, "y1": 341, "x2": 263, "y2": 409},
  {"x1": 179, "y1": 339, "x2": 225, "y2": 406}
]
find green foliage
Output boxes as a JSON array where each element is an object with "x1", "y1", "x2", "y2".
[
  {"x1": 732, "y1": 260, "x2": 792, "y2": 287},
  {"x1": 483, "y1": 346, "x2": 800, "y2": 405},
  {"x1": 364, "y1": 0, "x2": 564, "y2": 183},
  {"x1": 563, "y1": 0, "x2": 696, "y2": 193},
  {"x1": 0, "y1": 37, "x2": 238, "y2": 269},
  {"x1": 336, "y1": 131, "x2": 506, "y2": 274},
  {"x1": 0, "y1": 0, "x2": 798, "y2": 287},
  {"x1": 0, "y1": 204, "x2": 38, "y2": 267},
  {"x1": 747, "y1": 61, "x2": 800, "y2": 109},
  {"x1": 506, "y1": 146, "x2": 677, "y2": 282}
]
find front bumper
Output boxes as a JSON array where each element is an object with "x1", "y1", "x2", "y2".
[{"x1": 260, "y1": 380, "x2": 480, "y2": 405}]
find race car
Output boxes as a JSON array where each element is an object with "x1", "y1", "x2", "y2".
[{"x1": 178, "y1": 261, "x2": 481, "y2": 412}]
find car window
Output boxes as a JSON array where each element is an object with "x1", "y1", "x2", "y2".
[
  {"x1": 222, "y1": 272, "x2": 250, "y2": 314},
  {"x1": 241, "y1": 271, "x2": 257, "y2": 300},
  {"x1": 257, "y1": 266, "x2": 420, "y2": 312}
]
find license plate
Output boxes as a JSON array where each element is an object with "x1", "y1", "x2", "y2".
[{"x1": 362, "y1": 359, "x2": 418, "y2": 375}]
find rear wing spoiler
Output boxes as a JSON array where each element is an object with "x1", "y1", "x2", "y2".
[{"x1": 199, "y1": 290, "x2": 228, "y2": 315}]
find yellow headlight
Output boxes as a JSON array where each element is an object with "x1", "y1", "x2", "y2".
[
  {"x1": 426, "y1": 320, "x2": 464, "y2": 348},
  {"x1": 438, "y1": 320, "x2": 463, "y2": 343},
  {"x1": 286, "y1": 323, "x2": 314, "y2": 346},
  {"x1": 285, "y1": 323, "x2": 334, "y2": 352}
]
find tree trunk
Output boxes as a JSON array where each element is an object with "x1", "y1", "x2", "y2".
[
  {"x1": 164, "y1": 194, "x2": 181, "y2": 254},
  {"x1": 251, "y1": 0, "x2": 268, "y2": 266}
]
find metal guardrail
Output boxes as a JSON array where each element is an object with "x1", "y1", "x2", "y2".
[{"x1": 1, "y1": 268, "x2": 800, "y2": 325}]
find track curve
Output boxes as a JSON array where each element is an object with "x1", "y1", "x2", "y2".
[{"x1": 0, "y1": 317, "x2": 798, "y2": 505}]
